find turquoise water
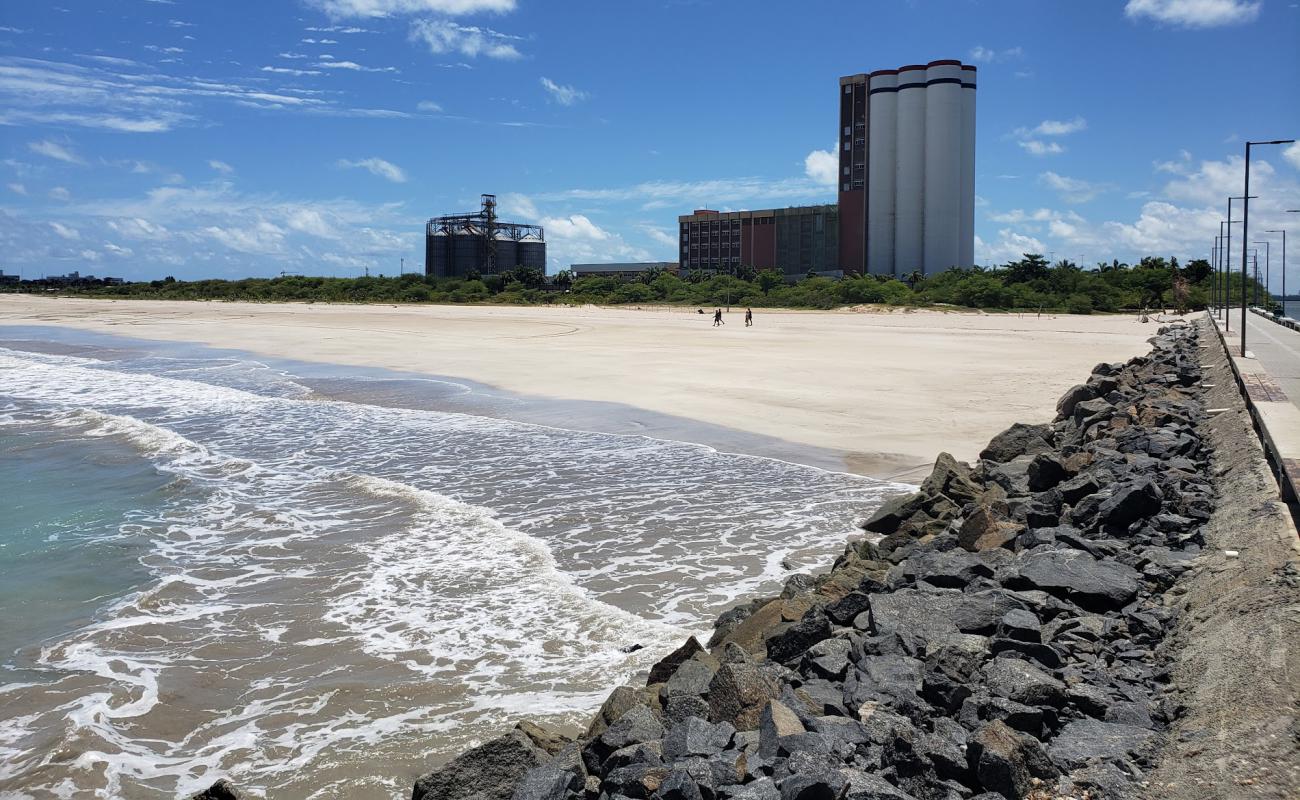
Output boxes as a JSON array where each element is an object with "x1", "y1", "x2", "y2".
[{"x1": 0, "y1": 416, "x2": 171, "y2": 684}]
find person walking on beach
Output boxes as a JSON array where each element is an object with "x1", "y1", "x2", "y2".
[
  {"x1": 744, "y1": 308, "x2": 753, "y2": 327},
  {"x1": 713, "y1": 308, "x2": 724, "y2": 326}
]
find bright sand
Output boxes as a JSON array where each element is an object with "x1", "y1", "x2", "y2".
[{"x1": 0, "y1": 297, "x2": 1160, "y2": 480}]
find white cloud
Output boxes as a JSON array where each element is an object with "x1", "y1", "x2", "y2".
[
  {"x1": 286, "y1": 208, "x2": 337, "y2": 238},
  {"x1": 542, "y1": 214, "x2": 609, "y2": 241},
  {"x1": 306, "y1": 0, "x2": 515, "y2": 17},
  {"x1": 103, "y1": 242, "x2": 134, "y2": 257},
  {"x1": 416, "y1": 99, "x2": 442, "y2": 112},
  {"x1": 1154, "y1": 149, "x2": 1194, "y2": 174},
  {"x1": 640, "y1": 224, "x2": 678, "y2": 249},
  {"x1": 1018, "y1": 140, "x2": 1065, "y2": 156},
  {"x1": 49, "y1": 186, "x2": 71, "y2": 201},
  {"x1": 1040, "y1": 171, "x2": 1106, "y2": 203},
  {"x1": 1284, "y1": 141, "x2": 1300, "y2": 171},
  {"x1": 262, "y1": 65, "x2": 323, "y2": 76},
  {"x1": 409, "y1": 19, "x2": 523, "y2": 59},
  {"x1": 804, "y1": 146, "x2": 839, "y2": 186},
  {"x1": 203, "y1": 220, "x2": 286, "y2": 255},
  {"x1": 7, "y1": 182, "x2": 26, "y2": 195},
  {"x1": 300, "y1": 38, "x2": 340, "y2": 44},
  {"x1": 107, "y1": 217, "x2": 170, "y2": 240},
  {"x1": 315, "y1": 60, "x2": 398, "y2": 72},
  {"x1": 279, "y1": 51, "x2": 310, "y2": 59},
  {"x1": 305, "y1": 25, "x2": 372, "y2": 33},
  {"x1": 539, "y1": 77, "x2": 587, "y2": 106},
  {"x1": 1124, "y1": 0, "x2": 1261, "y2": 27},
  {"x1": 976, "y1": 229, "x2": 1047, "y2": 263},
  {"x1": 336, "y1": 157, "x2": 408, "y2": 182},
  {"x1": 28, "y1": 139, "x2": 83, "y2": 164},
  {"x1": 49, "y1": 221, "x2": 80, "y2": 240},
  {"x1": 209, "y1": 160, "x2": 234, "y2": 174},
  {"x1": 968, "y1": 45, "x2": 1024, "y2": 63},
  {"x1": 1017, "y1": 116, "x2": 1087, "y2": 137}
]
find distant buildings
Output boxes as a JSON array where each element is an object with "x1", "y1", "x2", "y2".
[
  {"x1": 425, "y1": 194, "x2": 546, "y2": 279},
  {"x1": 0, "y1": 270, "x2": 18, "y2": 286},
  {"x1": 678, "y1": 59, "x2": 976, "y2": 280},
  {"x1": 570, "y1": 262, "x2": 678, "y2": 281}
]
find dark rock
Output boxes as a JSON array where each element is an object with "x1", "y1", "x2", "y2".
[
  {"x1": 825, "y1": 592, "x2": 872, "y2": 626},
  {"x1": 899, "y1": 549, "x2": 994, "y2": 589},
  {"x1": 1057, "y1": 474, "x2": 1101, "y2": 506},
  {"x1": 656, "y1": 768, "x2": 704, "y2": 800},
  {"x1": 862, "y1": 493, "x2": 924, "y2": 535},
  {"x1": 729, "y1": 778, "x2": 782, "y2": 800},
  {"x1": 190, "y1": 779, "x2": 246, "y2": 800},
  {"x1": 648, "y1": 637, "x2": 706, "y2": 685},
  {"x1": 758, "y1": 700, "x2": 806, "y2": 758},
  {"x1": 1055, "y1": 383, "x2": 1096, "y2": 420},
  {"x1": 958, "y1": 506, "x2": 1023, "y2": 553},
  {"x1": 1026, "y1": 453, "x2": 1069, "y2": 492},
  {"x1": 601, "y1": 763, "x2": 670, "y2": 798},
  {"x1": 602, "y1": 741, "x2": 663, "y2": 771},
  {"x1": 413, "y1": 729, "x2": 547, "y2": 800},
  {"x1": 708, "y1": 661, "x2": 782, "y2": 731},
  {"x1": 1014, "y1": 548, "x2": 1140, "y2": 610},
  {"x1": 511, "y1": 761, "x2": 583, "y2": 800},
  {"x1": 981, "y1": 657, "x2": 1066, "y2": 707},
  {"x1": 1096, "y1": 479, "x2": 1163, "y2": 530},
  {"x1": 765, "y1": 608, "x2": 832, "y2": 665},
  {"x1": 664, "y1": 660, "x2": 716, "y2": 700},
  {"x1": 802, "y1": 637, "x2": 851, "y2": 679},
  {"x1": 919, "y1": 452, "x2": 983, "y2": 506},
  {"x1": 967, "y1": 720, "x2": 1057, "y2": 800},
  {"x1": 996, "y1": 609, "x2": 1041, "y2": 643},
  {"x1": 665, "y1": 695, "x2": 714, "y2": 725},
  {"x1": 586, "y1": 685, "x2": 648, "y2": 738},
  {"x1": 778, "y1": 768, "x2": 847, "y2": 800},
  {"x1": 664, "y1": 717, "x2": 735, "y2": 760},
  {"x1": 1048, "y1": 719, "x2": 1157, "y2": 771},
  {"x1": 841, "y1": 770, "x2": 916, "y2": 799},
  {"x1": 984, "y1": 455, "x2": 1037, "y2": 497},
  {"x1": 980, "y1": 423, "x2": 1054, "y2": 464}
]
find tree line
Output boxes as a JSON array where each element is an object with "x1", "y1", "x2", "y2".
[{"x1": 4, "y1": 254, "x2": 1272, "y2": 314}]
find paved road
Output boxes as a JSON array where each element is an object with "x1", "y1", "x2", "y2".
[{"x1": 1229, "y1": 310, "x2": 1300, "y2": 409}]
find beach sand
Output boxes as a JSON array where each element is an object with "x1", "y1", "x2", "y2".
[{"x1": 0, "y1": 297, "x2": 1161, "y2": 481}]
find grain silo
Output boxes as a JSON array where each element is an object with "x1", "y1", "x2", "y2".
[{"x1": 424, "y1": 194, "x2": 546, "y2": 279}]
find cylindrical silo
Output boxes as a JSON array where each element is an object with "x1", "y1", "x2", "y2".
[
  {"x1": 518, "y1": 239, "x2": 546, "y2": 271},
  {"x1": 893, "y1": 64, "x2": 927, "y2": 278},
  {"x1": 495, "y1": 237, "x2": 518, "y2": 273},
  {"x1": 959, "y1": 65, "x2": 977, "y2": 268},
  {"x1": 866, "y1": 69, "x2": 898, "y2": 277},
  {"x1": 923, "y1": 60, "x2": 963, "y2": 275}
]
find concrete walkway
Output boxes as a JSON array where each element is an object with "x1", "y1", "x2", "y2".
[{"x1": 1215, "y1": 308, "x2": 1300, "y2": 410}]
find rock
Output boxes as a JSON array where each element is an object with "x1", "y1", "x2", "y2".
[
  {"x1": 516, "y1": 721, "x2": 572, "y2": 756},
  {"x1": 1056, "y1": 474, "x2": 1100, "y2": 506},
  {"x1": 979, "y1": 423, "x2": 1054, "y2": 464},
  {"x1": 869, "y1": 589, "x2": 1021, "y2": 641},
  {"x1": 601, "y1": 764, "x2": 670, "y2": 798},
  {"x1": 413, "y1": 729, "x2": 547, "y2": 800},
  {"x1": 1026, "y1": 453, "x2": 1069, "y2": 492},
  {"x1": 729, "y1": 778, "x2": 782, "y2": 800},
  {"x1": 958, "y1": 506, "x2": 1023, "y2": 553},
  {"x1": 1014, "y1": 548, "x2": 1140, "y2": 610},
  {"x1": 825, "y1": 591, "x2": 872, "y2": 626},
  {"x1": 1096, "y1": 479, "x2": 1163, "y2": 530},
  {"x1": 664, "y1": 717, "x2": 735, "y2": 760},
  {"x1": 758, "y1": 700, "x2": 806, "y2": 757},
  {"x1": 1055, "y1": 383, "x2": 1096, "y2": 420},
  {"x1": 708, "y1": 661, "x2": 782, "y2": 731},
  {"x1": 602, "y1": 741, "x2": 663, "y2": 771},
  {"x1": 664, "y1": 659, "x2": 716, "y2": 699},
  {"x1": 862, "y1": 493, "x2": 924, "y2": 535},
  {"x1": 778, "y1": 768, "x2": 848, "y2": 800},
  {"x1": 1048, "y1": 719, "x2": 1157, "y2": 771},
  {"x1": 647, "y1": 637, "x2": 706, "y2": 685},
  {"x1": 190, "y1": 779, "x2": 246, "y2": 800},
  {"x1": 981, "y1": 657, "x2": 1066, "y2": 707},
  {"x1": 919, "y1": 452, "x2": 983, "y2": 505},
  {"x1": 898, "y1": 549, "x2": 994, "y2": 589},
  {"x1": 983, "y1": 455, "x2": 1037, "y2": 497},
  {"x1": 967, "y1": 721, "x2": 1057, "y2": 800},
  {"x1": 841, "y1": 770, "x2": 917, "y2": 799},
  {"x1": 996, "y1": 609, "x2": 1041, "y2": 643},
  {"x1": 802, "y1": 637, "x2": 851, "y2": 679},
  {"x1": 765, "y1": 607, "x2": 832, "y2": 664},
  {"x1": 511, "y1": 762, "x2": 583, "y2": 800},
  {"x1": 655, "y1": 768, "x2": 704, "y2": 800}
]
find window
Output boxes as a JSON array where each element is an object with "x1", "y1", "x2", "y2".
[
  {"x1": 843, "y1": 183, "x2": 850, "y2": 191},
  {"x1": 843, "y1": 167, "x2": 850, "y2": 176},
  {"x1": 844, "y1": 85, "x2": 852, "y2": 94},
  {"x1": 843, "y1": 142, "x2": 851, "y2": 151},
  {"x1": 844, "y1": 126, "x2": 851, "y2": 135}
]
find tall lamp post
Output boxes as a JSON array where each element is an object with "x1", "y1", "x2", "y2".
[
  {"x1": 1212, "y1": 236, "x2": 1221, "y2": 314},
  {"x1": 1253, "y1": 240, "x2": 1270, "y2": 310},
  {"x1": 1225, "y1": 201, "x2": 1251, "y2": 332},
  {"x1": 1241, "y1": 139, "x2": 1296, "y2": 355}
]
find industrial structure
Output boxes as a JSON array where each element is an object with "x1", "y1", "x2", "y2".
[
  {"x1": 678, "y1": 59, "x2": 976, "y2": 279},
  {"x1": 570, "y1": 262, "x2": 679, "y2": 281},
  {"x1": 425, "y1": 194, "x2": 546, "y2": 279},
  {"x1": 678, "y1": 205, "x2": 839, "y2": 279}
]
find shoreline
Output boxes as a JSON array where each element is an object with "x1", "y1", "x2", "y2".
[{"x1": 0, "y1": 296, "x2": 1159, "y2": 483}]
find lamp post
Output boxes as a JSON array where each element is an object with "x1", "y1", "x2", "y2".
[
  {"x1": 1254, "y1": 240, "x2": 1270, "y2": 310},
  {"x1": 1225, "y1": 201, "x2": 1252, "y2": 332},
  {"x1": 1212, "y1": 237, "x2": 1221, "y2": 314},
  {"x1": 1241, "y1": 139, "x2": 1296, "y2": 355}
]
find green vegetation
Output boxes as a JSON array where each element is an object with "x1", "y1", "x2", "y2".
[{"x1": 7, "y1": 254, "x2": 1273, "y2": 314}]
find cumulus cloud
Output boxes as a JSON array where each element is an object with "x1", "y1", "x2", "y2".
[
  {"x1": 1018, "y1": 117, "x2": 1087, "y2": 137},
  {"x1": 804, "y1": 146, "x2": 839, "y2": 186},
  {"x1": 409, "y1": 19, "x2": 522, "y2": 59},
  {"x1": 976, "y1": 229, "x2": 1047, "y2": 263},
  {"x1": 541, "y1": 214, "x2": 609, "y2": 241},
  {"x1": 1040, "y1": 171, "x2": 1106, "y2": 203},
  {"x1": 1284, "y1": 141, "x2": 1300, "y2": 171},
  {"x1": 416, "y1": 99, "x2": 443, "y2": 112},
  {"x1": 1019, "y1": 140, "x2": 1065, "y2": 156},
  {"x1": 209, "y1": 160, "x2": 234, "y2": 174},
  {"x1": 337, "y1": 157, "x2": 407, "y2": 182},
  {"x1": 1124, "y1": 0, "x2": 1261, "y2": 27},
  {"x1": 539, "y1": 77, "x2": 587, "y2": 106},
  {"x1": 28, "y1": 139, "x2": 83, "y2": 164},
  {"x1": 49, "y1": 221, "x2": 80, "y2": 240},
  {"x1": 306, "y1": 0, "x2": 515, "y2": 18}
]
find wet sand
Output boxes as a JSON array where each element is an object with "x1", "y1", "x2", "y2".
[{"x1": 0, "y1": 297, "x2": 1160, "y2": 481}]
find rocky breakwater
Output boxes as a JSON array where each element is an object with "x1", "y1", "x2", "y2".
[{"x1": 297, "y1": 323, "x2": 1212, "y2": 800}]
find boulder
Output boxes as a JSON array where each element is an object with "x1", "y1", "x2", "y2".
[
  {"x1": 765, "y1": 608, "x2": 832, "y2": 665},
  {"x1": 708, "y1": 661, "x2": 782, "y2": 731},
  {"x1": 758, "y1": 700, "x2": 806, "y2": 758},
  {"x1": 958, "y1": 507, "x2": 1023, "y2": 553},
  {"x1": 413, "y1": 728, "x2": 548, "y2": 800},
  {"x1": 1026, "y1": 453, "x2": 1069, "y2": 493},
  {"x1": 919, "y1": 452, "x2": 983, "y2": 506},
  {"x1": 510, "y1": 761, "x2": 583, "y2": 800},
  {"x1": 663, "y1": 659, "x2": 716, "y2": 700},
  {"x1": 802, "y1": 637, "x2": 851, "y2": 679},
  {"x1": 981, "y1": 657, "x2": 1066, "y2": 707},
  {"x1": 980, "y1": 423, "x2": 1054, "y2": 464},
  {"x1": 585, "y1": 685, "x2": 648, "y2": 738},
  {"x1": 862, "y1": 493, "x2": 924, "y2": 535},
  {"x1": 825, "y1": 592, "x2": 871, "y2": 626},
  {"x1": 1014, "y1": 548, "x2": 1140, "y2": 610},
  {"x1": 1047, "y1": 719, "x2": 1157, "y2": 771},
  {"x1": 1096, "y1": 479, "x2": 1163, "y2": 530},
  {"x1": 190, "y1": 780, "x2": 246, "y2": 800},
  {"x1": 967, "y1": 720, "x2": 1057, "y2": 799},
  {"x1": 1055, "y1": 383, "x2": 1096, "y2": 420},
  {"x1": 841, "y1": 771, "x2": 917, "y2": 799},
  {"x1": 647, "y1": 637, "x2": 706, "y2": 685},
  {"x1": 664, "y1": 717, "x2": 735, "y2": 760}
]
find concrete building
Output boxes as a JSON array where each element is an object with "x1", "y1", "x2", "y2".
[
  {"x1": 425, "y1": 194, "x2": 546, "y2": 279},
  {"x1": 570, "y1": 262, "x2": 678, "y2": 281},
  {"x1": 677, "y1": 205, "x2": 839, "y2": 279},
  {"x1": 840, "y1": 59, "x2": 977, "y2": 277}
]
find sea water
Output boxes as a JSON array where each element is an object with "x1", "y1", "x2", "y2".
[{"x1": 0, "y1": 336, "x2": 903, "y2": 799}]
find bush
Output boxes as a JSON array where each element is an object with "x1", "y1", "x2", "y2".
[{"x1": 1066, "y1": 293, "x2": 1093, "y2": 315}]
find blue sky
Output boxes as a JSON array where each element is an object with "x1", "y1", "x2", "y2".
[{"x1": 1, "y1": 0, "x2": 1298, "y2": 281}]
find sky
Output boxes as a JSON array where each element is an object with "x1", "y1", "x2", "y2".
[{"x1": 0, "y1": 0, "x2": 1298, "y2": 281}]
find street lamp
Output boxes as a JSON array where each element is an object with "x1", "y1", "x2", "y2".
[
  {"x1": 1241, "y1": 139, "x2": 1296, "y2": 355},
  {"x1": 1224, "y1": 203, "x2": 1250, "y2": 332},
  {"x1": 1253, "y1": 240, "x2": 1270, "y2": 309},
  {"x1": 1266, "y1": 228, "x2": 1287, "y2": 317}
]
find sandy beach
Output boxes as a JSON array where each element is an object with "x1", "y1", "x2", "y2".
[{"x1": 0, "y1": 296, "x2": 1159, "y2": 480}]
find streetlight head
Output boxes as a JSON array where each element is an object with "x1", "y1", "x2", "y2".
[{"x1": 1249, "y1": 139, "x2": 1297, "y2": 146}]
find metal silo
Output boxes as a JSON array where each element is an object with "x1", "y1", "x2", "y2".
[
  {"x1": 518, "y1": 239, "x2": 546, "y2": 271},
  {"x1": 923, "y1": 60, "x2": 963, "y2": 275},
  {"x1": 495, "y1": 236, "x2": 518, "y2": 273},
  {"x1": 959, "y1": 65, "x2": 977, "y2": 268},
  {"x1": 866, "y1": 69, "x2": 898, "y2": 277},
  {"x1": 893, "y1": 64, "x2": 927, "y2": 277}
]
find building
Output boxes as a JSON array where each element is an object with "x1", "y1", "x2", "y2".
[
  {"x1": 425, "y1": 194, "x2": 546, "y2": 279},
  {"x1": 677, "y1": 205, "x2": 839, "y2": 279},
  {"x1": 0, "y1": 271, "x2": 18, "y2": 286},
  {"x1": 840, "y1": 60, "x2": 977, "y2": 276},
  {"x1": 676, "y1": 60, "x2": 976, "y2": 280},
  {"x1": 570, "y1": 262, "x2": 678, "y2": 281}
]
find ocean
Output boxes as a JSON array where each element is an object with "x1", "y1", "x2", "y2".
[{"x1": 0, "y1": 331, "x2": 903, "y2": 799}]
